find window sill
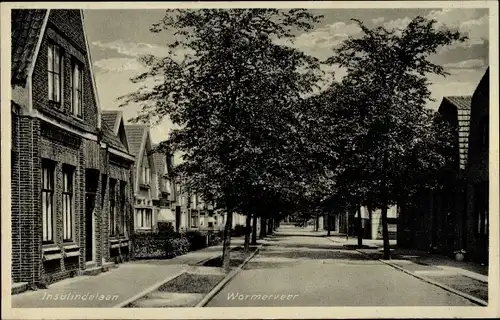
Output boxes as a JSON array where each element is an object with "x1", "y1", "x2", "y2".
[
  {"x1": 42, "y1": 243, "x2": 59, "y2": 251},
  {"x1": 43, "y1": 245, "x2": 62, "y2": 261},
  {"x1": 70, "y1": 114, "x2": 84, "y2": 123},
  {"x1": 135, "y1": 228, "x2": 152, "y2": 232},
  {"x1": 62, "y1": 243, "x2": 79, "y2": 250}
]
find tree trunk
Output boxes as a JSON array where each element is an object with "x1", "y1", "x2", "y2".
[
  {"x1": 327, "y1": 210, "x2": 331, "y2": 236},
  {"x1": 367, "y1": 205, "x2": 373, "y2": 240},
  {"x1": 357, "y1": 205, "x2": 363, "y2": 248},
  {"x1": 315, "y1": 215, "x2": 319, "y2": 232},
  {"x1": 267, "y1": 217, "x2": 273, "y2": 234},
  {"x1": 251, "y1": 214, "x2": 258, "y2": 245},
  {"x1": 381, "y1": 204, "x2": 391, "y2": 260},
  {"x1": 346, "y1": 207, "x2": 349, "y2": 241},
  {"x1": 222, "y1": 210, "x2": 233, "y2": 271},
  {"x1": 260, "y1": 217, "x2": 266, "y2": 238},
  {"x1": 244, "y1": 212, "x2": 251, "y2": 251}
]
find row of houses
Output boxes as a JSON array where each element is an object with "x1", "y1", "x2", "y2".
[
  {"x1": 321, "y1": 69, "x2": 490, "y2": 257},
  {"x1": 398, "y1": 68, "x2": 490, "y2": 264},
  {"x1": 10, "y1": 9, "x2": 246, "y2": 290}
]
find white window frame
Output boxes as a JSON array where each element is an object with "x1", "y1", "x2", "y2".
[
  {"x1": 109, "y1": 179, "x2": 117, "y2": 236},
  {"x1": 48, "y1": 43, "x2": 63, "y2": 103},
  {"x1": 71, "y1": 60, "x2": 83, "y2": 117},
  {"x1": 62, "y1": 166, "x2": 74, "y2": 241},
  {"x1": 119, "y1": 182, "x2": 127, "y2": 236},
  {"x1": 136, "y1": 208, "x2": 152, "y2": 229},
  {"x1": 42, "y1": 161, "x2": 55, "y2": 243}
]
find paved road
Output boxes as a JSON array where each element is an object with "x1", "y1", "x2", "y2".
[{"x1": 206, "y1": 226, "x2": 477, "y2": 307}]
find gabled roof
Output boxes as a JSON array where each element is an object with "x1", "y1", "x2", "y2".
[
  {"x1": 440, "y1": 96, "x2": 472, "y2": 170},
  {"x1": 11, "y1": 9, "x2": 47, "y2": 84},
  {"x1": 11, "y1": 9, "x2": 103, "y2": 129},
  {"x1": 124, "y1": 124, "x2": 148, "y2": 158},
  {"x1": 152, "y1": 147, "x2": 167, "y2": 177},
  {"x1": 102, "y1": 121, "x2": 128, "y2": 154},
  {"x1": 101, "y1": 110, "x2": 121, "y2": 134},
  {"x1": 473, "y1": 68, "x2": 489, "y2": 100}
]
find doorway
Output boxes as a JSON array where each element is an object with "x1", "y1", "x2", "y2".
[
  {"x1": 85, "y1": 170, "x2": 99, "y2": 264},
  {"x1": 85, "y1": 193, "x2": 95, "y2": 262}
]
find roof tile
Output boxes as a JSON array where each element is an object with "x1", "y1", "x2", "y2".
[
  {"x1": 442, "y1": 96, "x2": 472, "y2": 170},
  {"x1": 124, "y1": 125, "x2": 147, "y2": 157},
  {"x1": 11, "y1": 9, "x2": 47, "y2": 83},
  {"x1": 101, "y1": 110, "x2": 120, "y2": 133}
]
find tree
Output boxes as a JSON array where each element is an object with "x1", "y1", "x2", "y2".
[
  {"x1": 324, "y1": 16, "x2": 466, "y2": 259},
  {"x1": 118, "y1": 9, "x2": 323, "y2": 269}
]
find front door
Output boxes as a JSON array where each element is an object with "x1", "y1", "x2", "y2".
[{"x1": 85, "y1": 193, "x2": 95, "y2": 262}]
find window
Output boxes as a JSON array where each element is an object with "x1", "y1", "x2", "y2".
[
  {"x1": 42, "y1": 161, "x2": 55, "y2": 243},
  {"x1": 48, "y1": 43, "x2": 62, "y2": 103},
  {"x1": 136, "y1": 208, "x2": 152, "y2": 229},
  {"x1": 71, "y1": 60, "x2": 83, "y2": 117},
  {"x1": 475, "y1": 182, "x2": 488, "y2": 235},
  {"x1": 480, "y1": 117, "x2": 488, "y2": 150},
  {"x1": 142, "y1": 166, "x2": 150, "y2": 185},
  {"x1": 62, "y1": 165, "x2": 74, "y2": 241},
  {"x1": 164, "y1": 179, "x2": 171, "y2": 194},
  {"x1": 191, "y1": 213, "x2": 199, "y2": 228},
  {"x1": 119, "y1": 182, "x2": 126, "y2": 236},
  {"x1": 109, "y1": 179, "x2": 116, "y2": 236}
]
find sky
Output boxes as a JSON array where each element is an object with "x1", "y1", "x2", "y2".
[{"x1": 83, "y1": 8, "x2": 489, "y2": 144}]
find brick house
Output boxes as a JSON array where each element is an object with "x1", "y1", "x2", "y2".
[
  {"x1": 397, "y1": 96, "x2": 472, "y2": 254},
  {"x1": 152, "y1": 148, "x2": 178, "y2": 229},
  {"x1": 11, "y1": 9, "x2": 135, "y2": 289},
  {"x1": 397, "y1": 70, "x2": 490, "y2": 264},
  {"x1": 100, "y1": 111, "x2": 136, "y2": 262},
  {"x1": 464, "y1": 68, "x2": 490, "y2": 263},
  {"x1": 124, "y1": 125, "x2": 160, "y2": 232}
]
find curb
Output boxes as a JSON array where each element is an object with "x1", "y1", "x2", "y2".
[
  {"x1": 354, "y1": 249, "x2": 488, "y2": 306},
  {"x1": 113, "y1": 267, "x2": 192, "y2": 308},
  {"x1": 195, "y1": 245, "x2": 263, "y2": 307},
  {"x1": 193, "y1": 245, "x2": 247, "y2": 267}
]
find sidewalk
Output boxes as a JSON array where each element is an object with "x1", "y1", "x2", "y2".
[
  {"x1": 11, "y1": 240, "x2": 244, "y2": 308},
  {"x1": 327, "y1": 235, "x2": 488, "y2": 304}
]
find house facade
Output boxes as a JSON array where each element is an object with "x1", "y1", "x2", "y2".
[
  {"x1": 153, "y1": 148, "x2": 178, "y2": 229},
  {"x1": 464, "y1": 68, "x2": 490, "y2": 263},
  {"x1": 398, "y1": 96, "x2": 472, "y2": 254},
  {"x1": 11, "y1": 9, "x2": 135, "y2": 289},
  {"x1": 100, "y1": 111, "x2": 135, "y2": 262},
  {"x1": 124, "y1": 125, "x2": 159, "y2": 232},
  {"x1": 398, "y1": 69, "x2": 490, "y2": 263}
]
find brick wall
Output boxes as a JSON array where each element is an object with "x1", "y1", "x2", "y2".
[
  {"x1": 10, "y1": 116, "x2": 42, "y2": 284},
  {"x1": 465, "y1": 72, "x2": 489, "y2": 262},
  {"x1": 11, "y1": 109, "x2": 21, "y2": 282},
  {"x1": 32, "y1": 10, "x2": 98, "y2": 133}
]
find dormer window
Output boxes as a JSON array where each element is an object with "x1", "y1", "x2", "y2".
[
  {"x1": 71, "y1": 60, "x2": 83, "y2": 117},
  {"x1": 142, "y1": 166, "x2": 150, "y2": 185},
  {"x1": 48, "y1": 43, "x2": 63, "y2": 103}
]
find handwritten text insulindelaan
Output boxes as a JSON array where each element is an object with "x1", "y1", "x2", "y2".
[{"x1": 42, "y1": 292, "x2": 119, "y2": 301}]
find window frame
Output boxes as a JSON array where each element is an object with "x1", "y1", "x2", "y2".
[
  {"x1": 42, "y1": 160, "x2": 55, "y2": 244},
  {"x1": 136, "y1": 208, "x2": 152, "y2": 229},
  {"x1": 480, "y1": 116, "x2": 488, "y2": 151},
  {"x1": 71, "y1": 59, "x2": 84, "y2": 118},
  {"x1": 62, "y1": 165, "x2": 74, "y2": 242},
  {"x1": 119, "y1": 182, "x2": 126, "y2": 236},
  {"x1": 47, "y1": 43, "x2": 63, "y2": 104},
  {"x1": 109, "y1": 179, "x2": 117, "y2": 236},
  {"x1": 475, "y1": 182, "x2": 489, "y2": 236}
]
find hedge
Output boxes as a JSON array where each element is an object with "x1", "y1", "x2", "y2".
[{"x1": 132, "y1": 233, "x2": 190, "y2": 259}]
